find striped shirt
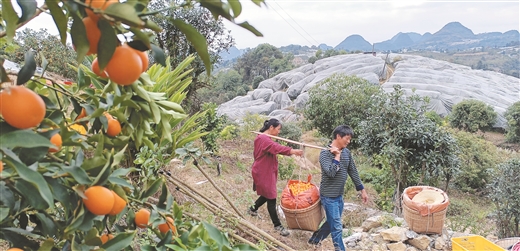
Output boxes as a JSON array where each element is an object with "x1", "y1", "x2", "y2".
[{"x1": 319, "y1": 146, "x2": 364, "y2": 198}]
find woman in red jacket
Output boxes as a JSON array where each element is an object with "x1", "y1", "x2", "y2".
[{"x1": 248, "y1": 118, "x2": 304, "y2": 236}]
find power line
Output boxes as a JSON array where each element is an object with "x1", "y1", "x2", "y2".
[
  {"x1": 271, "y1": 0, "x2": 321, "y2": 46},
  {"x1": 265, "y1": 2, "x2": 317, "y2": 46}
]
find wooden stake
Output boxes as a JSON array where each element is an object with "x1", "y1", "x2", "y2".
[{"x1": 250, "y1": 131, "x2": 328, "y2": 150}]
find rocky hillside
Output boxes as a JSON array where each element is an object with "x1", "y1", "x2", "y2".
[{"x1": 217, "y1": 53, "x2": 519, "y2": 129}]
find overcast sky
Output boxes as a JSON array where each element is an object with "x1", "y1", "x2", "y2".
[
  {"x1": 20, "y1": 0, "x2": 519, "y2": 49},
  {"x1": 222, "y1": 0, "x2": 520, "y2": 49}
]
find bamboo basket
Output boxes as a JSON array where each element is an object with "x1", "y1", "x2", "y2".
[
  {"x1": 281, "y1": 198, "x2": 324, "y2": 231},
  {"x1": 402, "y1": 202, "x2": 447, "y2": 234}
]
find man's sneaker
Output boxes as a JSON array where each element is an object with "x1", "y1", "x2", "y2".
[
  {"x1": 247, "y1": 207, "x2": 258, "y2": 216},
  {"x1": 307, "y1": 240, "x2": 321, "y2": 247},
  {"x1": 274, "y1": 225, "x2": 290, "y2": 236}
]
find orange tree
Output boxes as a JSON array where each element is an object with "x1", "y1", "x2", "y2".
[{"x1": 0, "y1": 0, "x2": 263, "y2": 250}]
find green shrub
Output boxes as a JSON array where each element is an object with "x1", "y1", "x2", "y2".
[
  {"x1": 238, "y1": 113, "x2": 268, "y2": 140},
  {"x1": 505, "y1": 101, "x2": 520, "y2": 143},
  {"x1": 449, "y1": 129, "x2": 499, "y2": 192},
  {"x1": 449, "y1": 99, "x2": 497, "y2": 132},
  {"x1": 303, "y1": 73, "x2": 384, "y2": 148},
  {"x1": 278, "y1": 155, "x2": 297, "y2": 180},
  {"x1": 488, "y1": 158, "x2": 520, "y2": 238},
  {"x1": 200, "y1": 103, "x2": 227, "y2": 155},
  {"x1": 220, "y1": 124, "x2": 239, "y2": 140},
  {"x1": 278, "y1": 121, "x2": 302, "y2": 149}
]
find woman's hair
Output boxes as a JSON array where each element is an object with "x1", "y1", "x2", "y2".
[{"x1": 259, "y1": 118, "x2": 282, "y2": 132}]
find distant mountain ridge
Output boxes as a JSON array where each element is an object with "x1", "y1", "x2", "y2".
[{"x1": 222, "y1": 22, "x2": 519, "y2": 60}]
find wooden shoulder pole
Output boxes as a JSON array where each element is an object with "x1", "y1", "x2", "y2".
[{"x1": 250, "y1": 131, "x2": 328, "y2": 150}]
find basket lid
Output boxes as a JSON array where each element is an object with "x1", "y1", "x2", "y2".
[{"x1": 412, "y1": 189, "x2": 444, "y2": 205}]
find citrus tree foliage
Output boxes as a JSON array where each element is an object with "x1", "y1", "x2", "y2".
[
  {"x1": 449, "y1": 99, "x2": 497, "y2": 132},
  {"x1": 6, "y1": 28, "x2": 78, "y2": 79},
  {"x1": 358, "y1": 85, "x2": 460, "y2": 213},
  {"x1": 149, "y1": 1, "x2": 237, "y2": 113},
  {"x1": 449, "y1": 128, "x2": 499, "y2": 192},
  {"x1": 0, "y1": 0, "x2": 264, "y2": 250},
  {"x1": 488, "y1": 158, "x2": 520, "y2": 238},
  {"x1": 234, "y1": 43, "x2": 294, "y2": 84},
  {"x1": 308, "y1": 49, "x2": 347, "y2": 64},
  {"x1": 303, "y1": 73, "x2": 384, "y2": 148},
  {"x1": 199, "y1": 102, "x2": 227, "y2": 155},
  {"x1": 505, "y1": 101, "x2": 520, "y2": 143}
]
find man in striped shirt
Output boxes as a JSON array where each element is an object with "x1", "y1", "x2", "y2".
[{"x1": 308, "y1": 125, "x2": 369, "y2": 251}]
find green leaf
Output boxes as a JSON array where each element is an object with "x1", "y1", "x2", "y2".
[
  {"x1": 17, "y1": 50, "x2": 36, "y2": 85},
  {"x1": 70, "y1": 14, "x2": 89, "y2": 63},
  {"x1": 171, "y1": 19, "x2": 211, "y2": 75},
  {"x1": 97, "y1": 19, "x2": 119, "y2": 69},
  {"x1": 35, "y1": 213, "x2": 57, "y2": 237},
  {"x1": 236, "y1": 21, "x2": 263, "y2": 37},
  {"x1": 2, "y1": 0, "x2": 19, "y2": 42},
  {"x1": 0, "y1": 182, "x2": 15, "y2": 211},
  {"x1": 63, "y1": 164, "x2": 92, "y2": 185},
  {"x1": 11, "y1": 161, "x2": 54, "y2": 210},
  {"x1": 228, "y1": 0, "x2": 242, "y2": 17},
  {"x1": 140, "y1": 178, "x2": 163, "y2": 200},
  {"x1": 45, "y1": 0, "x2": 68, "y2": 45},
  {"x1": 150, "y1": 44, "x2": 166, "y2": 67},
  {"x1": 104, "y1": 3, "x2": 143, "y2": 27},
  {"x1": 92, "y1": 157, "x2": 111, "y2": 186},
  {"x1": 128, "y1": 29, "x2": 151, "y2": 49},
  {"x1": 0, "y1": 207, "x2": 9, "y2": 222},
  {"x1": 0, "y1": 130, "x2": 54, "y2": 149},
  {"x1": 108, "y1": 176, "x2": 133, "y2": 188},
  {"x1": 38, "y1": 238, "x2": 56, "y2": 251},
  {"x1": 102, "y1": 231, "x2": 136, "y2": 251},
  {"x1": 16, "y1": 0, "x2": 37, "y2": 24}
]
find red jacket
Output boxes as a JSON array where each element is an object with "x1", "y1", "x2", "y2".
[{"x1": 251, "y1": 134, "x2": 292, "y2": 199}]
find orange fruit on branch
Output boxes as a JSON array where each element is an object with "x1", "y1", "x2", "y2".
[
  {"x1": 158, "y1": 217, "x2": 176, "y2": 234},
  {"x1": 49, "y1": 133, "x2": 62, "y2": 153},
  {"x1": 82, "y1": 186, "x2": 115, "y2": 215},
  {"x1": 7, "y1": 248, "x2": 24, "y2": 251},
  {"x1": 100, "y1": 233, "x2": 114, "y2": 244},
  {"x1": 109, "y1": 191, "x2": 127, "y2": 216},
  {"x1": 106, "y1": 118, "x2": 121, "y2": 137},
  {"x1": 134, "y1": 208, "x2": 150, "y2": 228},
  {"x1": 0, "y1": 86, "x2": 46, "y2": 129},
  {"x1": 82, "y1": 17, "x2": 101, "y2": 55},
  {"x1": 76, "y1": 108, "x2": 87, "y2": 120},
  {"x1": 0, "y1": 160, "x2": 3, "y2": 173},
  {"x1": 105, "y1": 45, "x2": 143, "y2": 86},
  {"x1": 134, "y1": 49, "x2": 149, "y2": 73},
  {"x1": 91, "y1": 58, "x2": 108, "y2": 78},
  {"x1": 85, "y1": 0, "x2": 118, "y2": 21}
]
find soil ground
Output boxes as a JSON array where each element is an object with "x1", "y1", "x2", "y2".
[{"x1": 165, "y1": 132, "x2": 372, "y2": 250}]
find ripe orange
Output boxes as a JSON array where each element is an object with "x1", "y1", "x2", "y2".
[
  {"x1": 100, "y1": 233, "x2": 114, "y2": 244},
  {"x1": 134, "y1": 208, "x2": 150, "y2": 228},
  {"x1": 158, "y1": 217, "x2": 176, "y2": 234},
  {"x1": 0, "y1": 86, "x2": 46, "y2": 129},
  {"x1": 135, "y1": 49, "x2": 149, "y2": 72},
  {"x1": 76, "y1": 108, "x2": 87, "y2": 120},
  {"x1": 82, "y1": 186, "x2": 115, "y2": 215},
  {"x1": 49, "y1": 133, "x2": 62, "y2": 153},
  {"x1": 0, "y1": 160, "x2": 3, "y2": 173},
  {"x1": 85, "y1": 0, "x2": 118, "y2": 21},
  {"x1": 105, "y1": 45, "x2": 142, "y2": 86},
  {"x1": 82, "y1": 17, "x2": 101, "y2": 55},
  {"x1": 109, "y1": 191, "x2": 127, "y2": 216},
  {"x1": 91, "y1": 58, "x2": 108, "y2": 78},
  {"x1": 7, "y1": 248, "x2": 24, "y2": 251},
  {"x1": 106, "y1": 118, "x2": 121, "y2": 137}
]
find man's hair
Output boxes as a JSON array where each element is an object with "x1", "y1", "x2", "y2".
[{"x1": 332, "y1": 125, "x2": 354, "y2": 140}]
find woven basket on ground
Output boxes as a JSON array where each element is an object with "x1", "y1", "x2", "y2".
[
  {"x1": 402, "y1": 202, "x2": 447, "y2": 234},
  {"x1": 281, "y1": 198, "x2": 324, "y2": 231}
]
